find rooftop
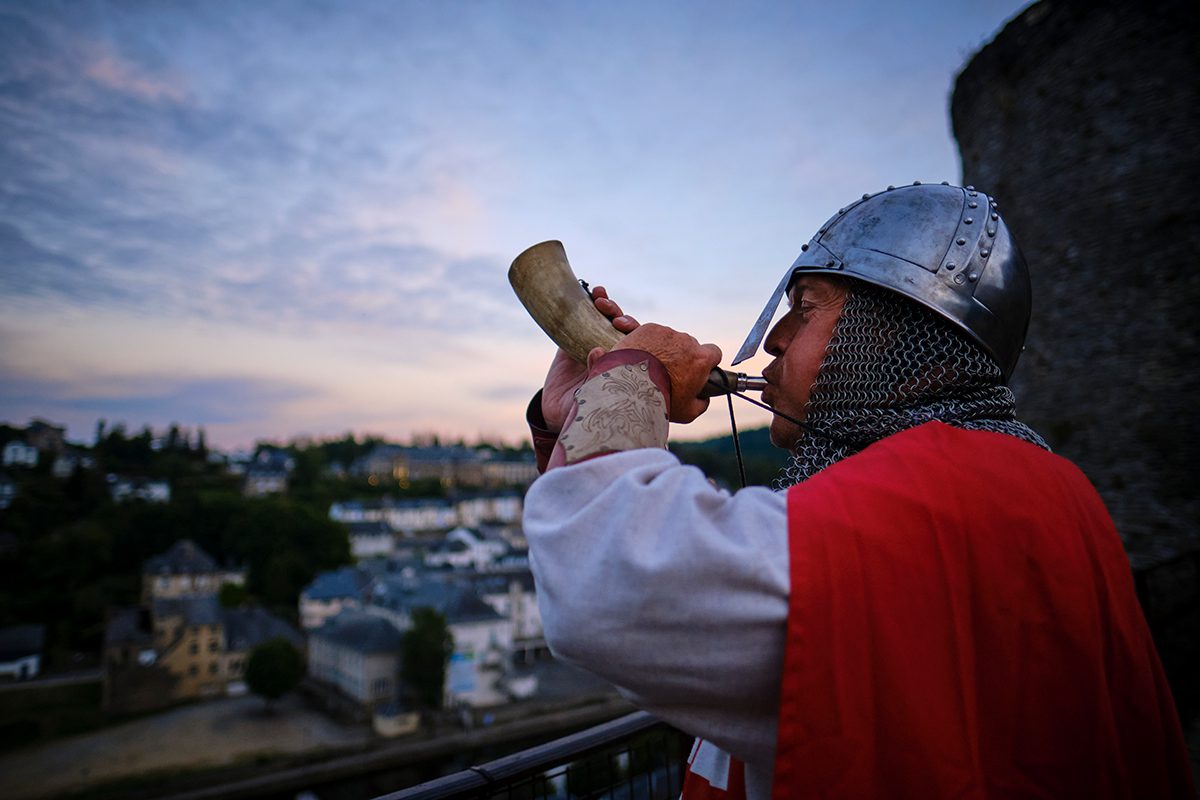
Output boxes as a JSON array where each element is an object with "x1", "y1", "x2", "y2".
[
  {"x1": 313, "y1": 610, "x2": 404, "y2": 654},
  {"x1": 153, "y1": 595, "x2": 222, "y2": 627},
  {"x1": 224, "y1": 606, "x2": 303, "y2": 651},
  {"x1": 370, "y1": 576, "x2": 503, "y2": 625},
  {"x1": 303, "y1": 566, "x2": 372, "y2": 601},
  {"x1": 144, "y1": 539, "x2": 220, "y2": 576}
]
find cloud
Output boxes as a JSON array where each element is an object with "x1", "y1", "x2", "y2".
[
  {"x1": 0, "y1": 371, "x2": 319, "y2": 431},
  {"x1": 83, "y1": 52, "x2": 188, "y2": 104},
  {"x1": 0, "y1": 4, "x2": 532, "y2": 343},
  {"x1": 0, "y1": 221, "x2": 135, "y2": 305}
]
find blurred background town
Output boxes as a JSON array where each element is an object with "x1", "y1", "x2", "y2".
[{"x1": 1, "y1": 0, "x2": 1196, "y2": 798}]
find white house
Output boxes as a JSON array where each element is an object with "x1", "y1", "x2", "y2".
[
  {"x1": 454, "y1": 492, "x2": 523, "y2": 526},
  {"x1": 424, "y1": 528, "x2": 508, "y2": 572},
  {"x1": 471, "y1": 570, "x2": 543, "y2": 643},
  {"x1": 348, "y1": 521, "x2": 395, "y2": 560},
  {"x1": 0, "y1": 476, "x2": 16, "y2": 510},
  {"x1": 367, "y1": 576, "x2": 517, "y2": 708},
  {"x1": 2, "y1": 441, "x2": 38, "y2": 468},
  {"x1": 330, "y1": 498, "x2": 459, "y2": 533},
  {"x1": 141, "y1": 539, "x2": 245, "y2": 604},
  {"x1": 110, "y1": 476, "x2": 171, "y2": 504},
  {"x1": 299, "y1": 566, "x2": 371, "y2": 631},
  {"x1": 308, "y1": 610, "x2": 404, "y2": 707},
  {"x1": 243, "y1": 468, "x2": 288, "y2": 497},
  {"x1": 386, "y1": 499, "x2": 458, "y2": 533},
  {"x1": 52, "y1": 451, "x2": 96, "y2": 478}
]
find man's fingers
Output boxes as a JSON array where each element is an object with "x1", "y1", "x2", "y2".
[
  {"x1": 585, "y1": 346, "x2": 606, "y2": 370},
  {"x1": 612, "y1": 314, "x2": 639, "y2": 333},
  {"x1": 595, "y1": 296, "x2": 622, "y2": 318},
  {"x1": 590, "y1": 286, "x2": 639, "y2": 334}
]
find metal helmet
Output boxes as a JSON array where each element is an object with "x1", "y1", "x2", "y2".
[{"x1": 732, "y1": 182, "x2": 1032, "y2": 380}]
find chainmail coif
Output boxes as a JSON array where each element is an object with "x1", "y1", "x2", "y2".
[{"x1": 779, "y1": 282, "x2": 1049, "y2": 486}]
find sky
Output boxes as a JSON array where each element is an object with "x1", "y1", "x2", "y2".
[{"x1": 0, "y1": 0, "x2": 1032, "y2": 449}]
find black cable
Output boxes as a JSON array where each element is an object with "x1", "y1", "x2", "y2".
[
  {"x1": 726, "y1": 391, "x2": 747, "y2": 488},
  {"x1": 725, "y1": 389, "x2": 860, "y2": 450}
]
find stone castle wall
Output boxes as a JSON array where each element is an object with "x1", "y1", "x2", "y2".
[{"x1": 950, "y1": 0, "x2": 1198, "y2": 558}]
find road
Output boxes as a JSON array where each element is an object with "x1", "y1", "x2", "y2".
[{"x1": 0, "y1": 692, "x2": 370, "y2": 800}]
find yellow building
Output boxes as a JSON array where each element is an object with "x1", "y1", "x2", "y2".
[{"x1": 105, "y1": 540, "x2": 301, "y2": 711}]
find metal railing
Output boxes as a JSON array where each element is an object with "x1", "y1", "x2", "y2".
[{"x1": 374, "y1": 711, "x2": 689, "y2": 800}]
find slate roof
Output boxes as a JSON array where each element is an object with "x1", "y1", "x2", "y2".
[
  {"x1": 144, "y1": 539, "x2": 219, "y2": 576},
  {"x1": 152, "y1": 595, "x2": 223, "y2": 626},
  {"x1": 223, "y1": 607, "x2": 303, "y2": 651},
  {"x1": 105, "y1": 608, "x2": 154, "y2": 647},
  {"x1": 347, "y1": 520, "x2": 392, "y2": 537},
  {"x1": 302, "y1": 566, "x2": 372, "y2": 601},
  {"x1": 313, "y1": 610, "x2": 403, "y2": 654},
  {"x1": 353, "y1": 556, "x2": 424, "y2": 581},
  {"x1": 370, "y1": 576, "x2": 503, "y2": 625},
  {"x1": 469, "y1": 568, "x2": 536, "y2": 596}
]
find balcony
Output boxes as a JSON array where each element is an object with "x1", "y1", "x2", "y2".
[{"x1": 374, "y1": 711, "x2": 690, "y2": 800}]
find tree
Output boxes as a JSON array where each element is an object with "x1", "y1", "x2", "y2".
[
  {"x1": 244, "y1": 637, "x2": 303, "y2": 708},
  {"x1": 402, "y1": 608, "x2": 453, "y2": 709},
  {"x1": 218, "y1": 581, "x2": 248, "y2": 608}
]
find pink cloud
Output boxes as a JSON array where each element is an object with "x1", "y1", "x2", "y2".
[{"x1": 83, "y1": 52, "x2": 188, "y2": 104}]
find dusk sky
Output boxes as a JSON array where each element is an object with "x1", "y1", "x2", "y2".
[{"x1": 1, "y1": 0, "x2": 1030, "y2": 449}]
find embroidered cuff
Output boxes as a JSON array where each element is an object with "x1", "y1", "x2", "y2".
[{"x1": 557, "y1": 350, "x2": 671, "y2": 466}]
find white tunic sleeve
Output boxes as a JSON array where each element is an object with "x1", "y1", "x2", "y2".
[{"x1": 523, "y1": 447, "x2": 789, "y2": 764}]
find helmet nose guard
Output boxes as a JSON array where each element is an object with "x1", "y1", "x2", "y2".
[{"x1": 732, "y1": 182, "x2": 1032, "y2": 381}]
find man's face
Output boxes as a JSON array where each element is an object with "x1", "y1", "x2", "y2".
[{"x1": 760, "y1": 275, "x2": 848, "y2": 450}]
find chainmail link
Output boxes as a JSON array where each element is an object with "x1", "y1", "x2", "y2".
[{"x1": 778, "y1": 282, "x2": 1048, "y2": 486}]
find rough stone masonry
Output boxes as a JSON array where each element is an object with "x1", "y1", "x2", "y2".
[{"x1": 951, "y1": 0, "x2": 1199, "y2": 560}]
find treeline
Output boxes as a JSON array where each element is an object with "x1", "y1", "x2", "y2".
[{"x1": 670, "y1": 426, "x2": 790, "y2": 489}]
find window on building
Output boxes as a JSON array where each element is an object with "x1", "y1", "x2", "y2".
[
  {"x1": 209, "y1": 662, "x2": 218, "y2": 675},
  {"x1": 188, "y1": 665, "x2": 197, "y2": 676},
  {"x1": 189, "y1": 643, "x2": 198, "y2": 655},
  {"x1": 208, "y1": 640, "x2": 219, "y2": 653}
]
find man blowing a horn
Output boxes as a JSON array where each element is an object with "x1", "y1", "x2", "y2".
[{"x1": 521, "y1": 184, "x2": 1194, "y2": 799}]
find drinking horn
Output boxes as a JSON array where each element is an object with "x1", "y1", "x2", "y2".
[{"x1": 508, "y1": 241, "x2": 764, "y2": 398}]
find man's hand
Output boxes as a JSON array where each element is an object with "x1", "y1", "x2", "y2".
[
  {"x1": 541, "y1": 286, "x2": 639, "y2": 432},
  {"x1": 612, "y1": 325, "x2": 722, "y2": 423}
]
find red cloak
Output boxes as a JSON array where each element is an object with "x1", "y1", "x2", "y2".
[{"x1": 774, "y1": 422, "x2": 1193, "y2": 799}]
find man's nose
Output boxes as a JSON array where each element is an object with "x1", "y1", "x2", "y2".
[{"x1": 763, "y1": 321, "x2": 789, "y2": 358}]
